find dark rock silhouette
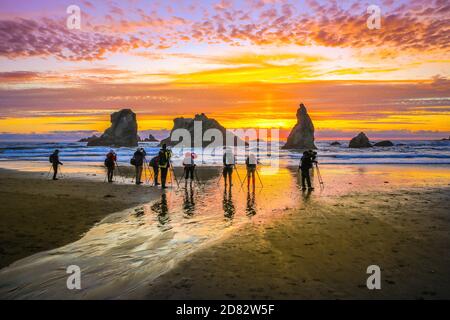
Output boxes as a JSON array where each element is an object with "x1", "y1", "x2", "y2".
[
  {"x1": 330, "y1": 141, "x2": 341, "y2": 146},
  {"x1": 349, "y1": 132, "x2": 372, "y2": 148},
  {"x1": 87, "y1": 109, "x2": 139, "y2": 147},
  {"x1": 282, "y1": 103, "x2": 316, "y2": 150},
  {"x1": 374, "y1": 140, "x2": 394, "y2": 147},
  {"x1": 441, "y1": 136, "x2": 450, "y2": 141},
  {"x1": 141, "y1": 134, "x2": 159, "y2": 142},
  {"x1": 78, "y1": 135, "x2": 98, "y2": 143},
  {"x1": 160, "y1": 113, "x2": 245, "y2": 147}
]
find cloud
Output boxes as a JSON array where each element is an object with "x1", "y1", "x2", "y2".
[
  {"x1": 0, "y1": 1, "x2": 448, "y2": 61},
  {"x1": 0, "y1": 130, "x2": 100, "y2": 142},
  {"x1": 0, "y1": 18, "x2": 152, "y2": 61}
]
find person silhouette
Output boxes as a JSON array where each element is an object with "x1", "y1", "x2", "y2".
[
  {"x1": 49, "y1": 149, "x2": 63, "y2": 180},
  {"x1": 222, "y1": 148, "x2": 235, "y2": 187}
]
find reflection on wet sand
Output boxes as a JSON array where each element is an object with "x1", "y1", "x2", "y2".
[
  {"x1": 151, "y1": 192, "x2": 170, "y2": 227},
  {"x1": 302, "y1": 189, "x2": 312, "y2": 202},
  {"x1": 223, "y1": 187, "x2": 235, "y2": 220},
  {"x1": 246, "y1": 190, "x2": 256, "y2": 217},
  {"x1": 183, "y1": 185, "x2": 195, "y2": 217}
]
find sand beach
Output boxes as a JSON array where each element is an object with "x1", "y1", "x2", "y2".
[{"x1": 0, "y1": 162, "x2": 449, "y2": 299}]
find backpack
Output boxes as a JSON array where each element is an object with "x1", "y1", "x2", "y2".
[
  {"x1": 104, "y1": 158, "x2": 114, "y2": 167},
  {"x1": 149, "y1": 156, "x2": 159, "y2": 167},
  {"x1": 130, "y1": 157, "x2": 136, "y2": 166}
]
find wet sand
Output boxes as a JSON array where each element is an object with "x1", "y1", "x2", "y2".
[
  {"x1": 0, "y1": 168, "x2": 160, "y2": 268},
  {"x1": 146, "y1": 187, "x2": 450, "y2": 299},
  {"x1": 0, "y1": 163, "x2": 449, "y2": 299}
]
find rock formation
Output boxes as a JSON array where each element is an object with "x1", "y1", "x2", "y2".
[
  {"x1": 87, "y1": 109, "x2": 139, "y2": 147},
  {"x1": 282, "y1": 103, "x2": 316, "y2": 150},
  {"x1": 349, "y1": 132, "x2": 372, "y2": 148},
  {"x1": 330, "y1": 141, "x2": 341, "y2": 146},
  {"x1": 374, "y1": 140, "x2": 394, "y2": 147},
  {"x1": 160, "y1": 113, "x2": 245, "y2": 147},
  {"x1": 140, "y1": 134, "x2": 159, "y2": 142},
  {"x1": 78, "y1": 135, "x2": 98, "y2": 143}
]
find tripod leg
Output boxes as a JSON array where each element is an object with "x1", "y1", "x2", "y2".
[
  {"x1": 47, "y1": 166, "x2": 53, "y2": 178},
  {"x1": 170, "y1": 163, "x2": 180, "y2": 188},
  {"x1": 194, "y1": 168, "x2": 202, "y2": 187},
  {"x1": 234, "y1": 165, "x2": 242, "y2": 185},
  {"x1": 240, "y1": 174, "x2": 247, "y2": 190},
  {"x1": 256, "y1": 169, "x2": 264, "y2": 188},
  {"x1": 217, "y1": 169, "x2": 223, "y2": 185}
]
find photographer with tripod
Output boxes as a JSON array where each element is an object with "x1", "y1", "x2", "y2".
[
  {"x1": 49, "y1": 149, "x2": 63, "y2": 181},
  {"x1": 222, "y1": 148, "x2": 235, "y2": 188},
  {"x1": 131, "y1": 147, "x2": 146, "y2": 185},
  {"x1": 104, "y1": 149, "x2": 117, "y2": 183},
  {"x1": 158, "y1": 144, "x2": 172, "y2": 189},
  {"x1": 183, "y1": 152, "x2": 196, "y2": 186},
  {"x1": 299, "y1": 150, "x2": 317, "y2": 191}
]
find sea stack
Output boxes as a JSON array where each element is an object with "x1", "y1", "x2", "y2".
[
  {"x1": 141, "y1": 134, "x2": 159, "y2": 142},
  {"x1": 349, "y1": 132, "x2": 372, "y2": 148},
  {"x1": 374, "y1": 140, "x2": 394, "y2": 147},
  {"x1": 160, "y1": 113, "x2": 245, "y2": 147},
  {"x1": 282, "y1": 103, "x2": 317, "y2": 150},
  {"x1": 87, "y1": 109, "x2": 139, "y2": 147}
]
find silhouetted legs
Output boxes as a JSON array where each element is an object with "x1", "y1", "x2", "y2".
[
  {"x1": 160, "y1": 167, "x2": 168, "y2": 188},
  {"x1": 301, "y1": 169, "x2": 312, "y2": 189},
  {"x1": 223, "y1": 166, "x2": 233, "y2": 187},
  {"x1": 135, "y1": 165, "x2": 143, "y2": 184}
]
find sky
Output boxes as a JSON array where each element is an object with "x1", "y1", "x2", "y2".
[{"x1": 0, "y1": 0, "x2": 449, "y2": 140}]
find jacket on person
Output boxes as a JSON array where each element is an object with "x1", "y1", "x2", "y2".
[
  {"x1": 149, "y1": 156, "x2": 159, "y2": 168},
  {"x1": 49, "y1": 153, "x2": 62, "y2": 165},
  {"x1": 300, "y1": 155, "x2": 313, "y2": 171},
  {"x1": 183, "y1": 154, "x2": 195, "y2": 167},
  {"x1": 246, "y1": 155, "x2": 257, "y2": 168},
  {"x1": 133, "y1": 149, "x2": 146, "y2": 166},
  {"x1": 223, "y1": 152, "x2": 235, "y2": 167},
  {"x1": 105, "y1": 152, "x2": 117, "y2": 168},
  {"x1": 158, "y1": 149, "x2": 172, "y2": 168}
]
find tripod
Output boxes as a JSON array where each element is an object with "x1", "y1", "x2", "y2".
[
  {"x1": 314, "y1": 162, "x2": 324, "y2": 188},
  {"x1": 46, "y1": 165, "x2": 53, "y2": 179},
  {"x1": 169, "y1": 161, "x2": 180, "y2": 188},
  {"x1": 143, "y1": 158, "x2": 154, "y2": 185},
  {"x1": 240, "y1": 167, "x2": 264, "y2": 189},
  {"x1": 47, "y1": 164, "x2": 62, "y2": 179},
  {"x1": 180, "y1": 165, "x2": 203, "y2": 188},
  {"x1": 233, "y1": 164, "x2": 242, "y2": 186},
  {"x1": 114, "y1": 161, "x2": 126, "y2": 183}
]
